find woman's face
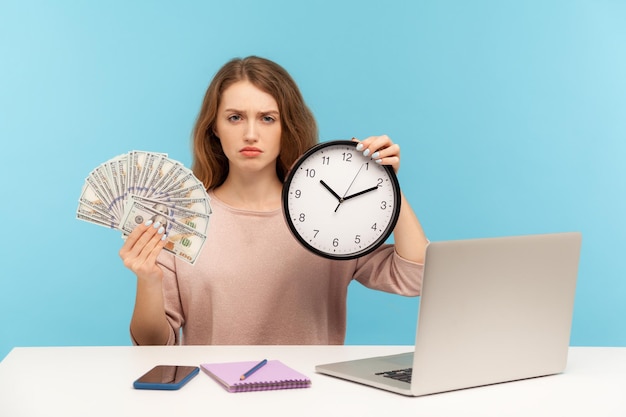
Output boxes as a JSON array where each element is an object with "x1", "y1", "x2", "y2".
[{"x1": 214, "y1": 80, "x2": 282, "y2": 178}]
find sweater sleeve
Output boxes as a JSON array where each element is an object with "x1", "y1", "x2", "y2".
[
  {"x1": 352, "y1": 244, "x2": 424, "y2": 296},
  {"x1": 130, "y1": 251, "x2": 184, "y2": 346},
  {"x1": 129, "y1": 251, "x2": 182, "y2": 346},
  {"x1": 158, "y1": 252, "x2": 184, "y2": 345}
]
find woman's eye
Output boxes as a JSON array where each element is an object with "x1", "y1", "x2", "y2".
[
  {"x1": 228, "y1": 115, "x2": 241, "y2": 122},
  {"x1": 262, "y1": 115, "x2": 276, "y2": 123}
]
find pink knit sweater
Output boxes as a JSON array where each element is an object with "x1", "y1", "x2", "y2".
[{"x1": 152, "y1": 191, "x2": 423, "y2": 346}]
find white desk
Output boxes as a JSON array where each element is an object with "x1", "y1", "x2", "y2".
[{"x1": 0, "y1": 346, "x2": 624, "y2": 417}]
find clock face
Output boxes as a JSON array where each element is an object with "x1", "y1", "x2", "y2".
[{"x1": 282, "y1": 140, "x2": 401, "y2": 260}]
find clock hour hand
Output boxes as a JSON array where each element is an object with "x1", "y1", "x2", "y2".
[
  {"x1": 320, "y1": 180, "x2": 342, "y2": 202},
  {"x1": 343, "y1": 185, "x2": 379, "y2": 201},
  {"x1": 319, "y1": 180, "x2": 345, "y2": 212}
]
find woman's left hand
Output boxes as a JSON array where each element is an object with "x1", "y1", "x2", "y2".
[
  {"x1": 352, "y1": 135, "x2": 401, "y2": 174},
  {"x1": 353, "y1": 135, "x2": 428, "y2": 265}
]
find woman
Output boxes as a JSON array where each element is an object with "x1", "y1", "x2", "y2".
[{"x1": 120, "y1": 56, "x2": 428, "y2": 346}]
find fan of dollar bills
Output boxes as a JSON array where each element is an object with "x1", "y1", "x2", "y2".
[{"x1": 76, "y1": 150, "x2": 211, "y2": 264}]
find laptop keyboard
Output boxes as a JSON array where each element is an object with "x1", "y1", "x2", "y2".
[{"x1": 375, "y1": 368, "x2": 412, "y2": 383}]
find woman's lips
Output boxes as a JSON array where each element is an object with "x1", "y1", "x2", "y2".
[{"x1": 240, "y1": 147, "x2": 262, "y2": 157}]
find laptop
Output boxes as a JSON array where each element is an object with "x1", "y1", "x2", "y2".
[{"x1": 316, "y1": 232, "x2": 582, "y2": 396}]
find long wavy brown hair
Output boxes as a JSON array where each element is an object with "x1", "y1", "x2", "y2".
[{"x1": 191, "y1": 56, "x2": 318, "y2": 190}]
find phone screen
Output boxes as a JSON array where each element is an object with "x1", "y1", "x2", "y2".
[{"x1": 133, "y1": 365, "x2": 199, "y2": 390}]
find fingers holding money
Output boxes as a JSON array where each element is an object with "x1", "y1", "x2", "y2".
[{"x1": 119, "y1": 220, "x2": 167, "y2": 278}]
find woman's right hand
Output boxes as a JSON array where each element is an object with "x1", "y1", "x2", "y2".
[
  {"x1": 119, "y1": 219, "x2": 168, "y2": 281},
  {"x1": 121, "y1": 219, "x2": 171, "y2": 345}
]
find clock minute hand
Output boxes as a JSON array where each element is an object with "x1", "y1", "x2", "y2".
[{"x1": 343, "y1": 185, "x2": 379, "y2": 201}]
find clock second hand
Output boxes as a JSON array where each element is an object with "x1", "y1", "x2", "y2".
[{"x1": 342, "y1": 163, "x2": 365, "y2": 200}]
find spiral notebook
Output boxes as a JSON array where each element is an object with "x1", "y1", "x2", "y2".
[{"x1": 200, "y1": 360, "x2": 311, "y2": 393}]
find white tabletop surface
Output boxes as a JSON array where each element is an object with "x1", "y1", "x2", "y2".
[{"x1": 0, "y1": 345, "x2": 624, "y2": 417}]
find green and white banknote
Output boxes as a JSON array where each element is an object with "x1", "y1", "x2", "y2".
[{"x1": 76, "y1": 150, "x2": 211, "y2": 264}]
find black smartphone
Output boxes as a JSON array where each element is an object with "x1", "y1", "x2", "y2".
[{"x1": 133, "y1": 365, "x2": 200, "y2": 390}]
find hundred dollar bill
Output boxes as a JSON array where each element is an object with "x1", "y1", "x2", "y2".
[
  {"x1": 135, "y1": 152, "x2": 161, "y2": 197},
  {"x1": 77, "y1": 200, "x2": 117, "y2": 227},
  {"x1": 153, "y1": 164, "x2": 189, "y2": 194},
  {"x1": 76, "y1": 210, "x2": 117, "y2": 229},
  {"x1": 153, "y1": 182, "x2": 209, "y2": 200},
  {"x1": 93, "y1": 165, "x2": 122, "y2": 219},
  {"x1": 105, "y1": 155, "x2": 128, "y2": 217},
  {"x1": 119, "y1": 199, "x2": 207, "y2": 264},
  {"x1": 152, "y1": 161, "x2": 183, "y2": 191},
  {"x1": 82, "y1": 176, "x2": 117, "y2": 218},
  {"x1": 126, "y1": 193, "x2": 211, "y2": 215},
  {"x1": 126, "y1": 151, "x2": 168, "y2": 197},
  {"x1": 133, "y1": 152, "x2": 151, "y2": 196},
  {"x1": 136, "y1": 195, "x2": 212, "y2": 215},
  {"x1": 78, "y1": 182, "x2": 111, "y2": 218},
  {"x1": 141, "y1": 154, "x2": 176, "y2": 197},
  {"x1": 127, "y1": 151, "x2": 146, "y2": 196},
  {"x1": 158, "y1": 166, "x2": 203, "y2": 195},
  {"x1": 125, "y1": 194, "x2": 211, "y2": 236}
]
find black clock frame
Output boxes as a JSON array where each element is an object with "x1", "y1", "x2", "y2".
[{"x1": 281, "y1": 140, "x2": 402, "y2": 260}]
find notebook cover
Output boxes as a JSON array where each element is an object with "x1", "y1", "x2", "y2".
[{"x1": 200, "y1": 360, "x2": 311, "y2": 393}]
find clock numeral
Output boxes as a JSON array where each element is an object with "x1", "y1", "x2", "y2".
[
  {"x1": 342, "y1": 152, "x2": 352, "y2": 162},
  {"x1": 371, "y1": 223, "x2": 377, "y2": 231},
  {"x1": 305, "y1": 168, "x2": 316, "y2": 178},
  {"x1": 354, "y1": 235, "x2": 361, "y2": 244},
  {"x1": 321, "y1": 156, "x2": 330, "y2": 165},
  {"x1": 298, "y1": 213, "x2": 306, "y2": 222},
  {"x1": 294, "y1": 189, "x2": 302, "y2": 198},
  {"x1": 313, "y1": 229, "x2": 320, "y2": 238},
  {"x1": 332, "y1": 238, "x2": 339, "y2": 247},
  {"x1": 380, "y1": 201, "x2": 387, "y2": 210},
  {"x1": 377, "y1": 178, "x2": 383, "y2": 186}
]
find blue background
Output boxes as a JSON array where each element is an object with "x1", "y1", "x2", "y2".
[{"x1": 1, "y1": 0, "x2": 624, "y2": 361}]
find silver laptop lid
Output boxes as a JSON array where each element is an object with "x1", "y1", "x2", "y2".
[{"x1": 410, "y1": 232, "x2": 581, "y2": 395}]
